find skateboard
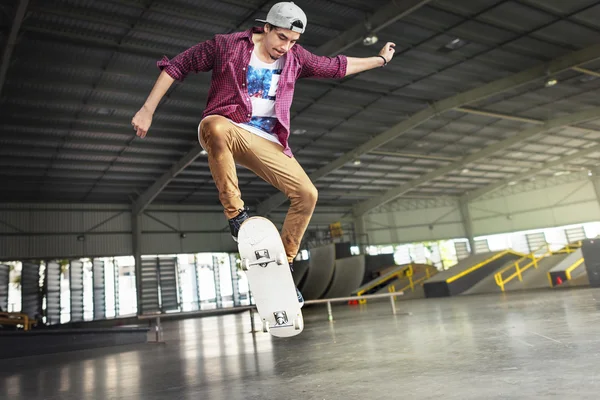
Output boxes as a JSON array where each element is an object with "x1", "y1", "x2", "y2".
[{"x1": 237, "y1": 216, "x2": 304, "y2": 337}]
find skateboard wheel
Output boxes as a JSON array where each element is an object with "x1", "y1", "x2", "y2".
[
  {"x1": 242, "y1": 258, "x2": 250, "y2": 271},
  {"x1": 262, "y1": 320, "x2": 270, "y2": 333},
  {"x1": 294, "y1": 316, "x2": 303, "y2": 331},
  {"x1": 276, "y1": 253, "x2": 286, "y2": 266}
]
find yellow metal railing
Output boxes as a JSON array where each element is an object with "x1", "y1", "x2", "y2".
[
  {"x1": 565, "y1": 258, "x2": 584, "y2": 279},
  {"x1": 387, "y1": 265, "x2": 436, "y2": 300},
  {"x1": 356, "y1": 264, "x2": 436, "y2": 304},
  {"x1": 445, "y1": 249, "x2": 524, "y2": 284},
  {"x1": 495, "y1": 242, "x2": 581, "y2": 291}
]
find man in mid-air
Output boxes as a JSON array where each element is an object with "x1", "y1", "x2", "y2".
[{"x1": 132, "y1": 2, "x2": 396, "y2": 305}]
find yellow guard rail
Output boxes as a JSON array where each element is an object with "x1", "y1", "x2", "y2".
[
  {"x1": 387, "y1": 264, "x2": 437, "y2": 300},
  {"x1": 356, "y1": 264, "x2": 437, "y2": 304},
  {"x1": 495, "y1": 242, "x2": 581, "y2": 291}
]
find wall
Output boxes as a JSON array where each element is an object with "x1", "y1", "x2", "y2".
[
  {"x1": 0, "y1": 203, "x2": 351, "y2": 260},
  {"x1": 0, "y1": 203, "x2": 237, "y2": 260},
  {"x1": 3, "y1": 172, "x2": 598, "y2": 258},
  {"x1": 364, "y1": 172, "x2": 600, "y2": 245}
]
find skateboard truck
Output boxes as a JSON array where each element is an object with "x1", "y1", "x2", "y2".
[
  {"x1": 242, "y1": 250, "x2": 287, "y2": 270},
  {"x1": 274, "y1": 311, "x2": 288, "y2": 325},
  {"x1": 262, "y1": 311, "x2": 302, "y2": 333}
]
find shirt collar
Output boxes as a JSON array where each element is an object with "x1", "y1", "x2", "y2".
[{"x1": 246, "y1": 26, "x2": 264, "y2": 42}]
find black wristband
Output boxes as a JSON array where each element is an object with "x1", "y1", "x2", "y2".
[{"x1": 378, "y1": 55, "x2": 387, "y2": 67}]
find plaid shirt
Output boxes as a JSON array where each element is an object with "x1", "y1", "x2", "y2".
[{"x1": 157, "y1": 27, "x2": 348, "y2": 157}]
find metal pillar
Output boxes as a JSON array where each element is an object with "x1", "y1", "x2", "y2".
[
  {"x1": 459, "y1": 196, "x2": 475, "y2": 255},
  {"x1": 354, "y1": 214, "x2": 368, "y2": 253},
  {"x1": 132, "y1": 212, "x2": 143, "y2": 315},
  {"x1": 590, "y1": 167, "x2": 600, "y2": 207}
]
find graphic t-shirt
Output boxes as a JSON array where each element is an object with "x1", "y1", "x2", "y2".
[{"x1": 233, "y1": 49, "x2": 285, "y2": 146}]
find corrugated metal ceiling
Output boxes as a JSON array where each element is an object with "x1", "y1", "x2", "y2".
[{"x1": 1, "y1": 0, "x2": 600, "y2": 212}]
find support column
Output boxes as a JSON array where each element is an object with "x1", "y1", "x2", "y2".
[
  {"x1": 459, "y1": 196, "x2": 475, "y2": 255},
  {"x1": 354, "y1": 214, "x2": 368, "y2": 254},
  {"x1": 132, "y1": 211, "x2": 143, "y2": 315},
  {"x1": 591, "y1": 167, "x2": 600, "y2": 207}
]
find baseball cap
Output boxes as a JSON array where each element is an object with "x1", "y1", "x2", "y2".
[{"x1": 256, "y1": 2, "x2": 307, "y2": 34}]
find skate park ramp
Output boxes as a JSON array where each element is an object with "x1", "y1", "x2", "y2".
[
  {"x1": 323, "y1": 256, "x2": 366, "y2": 298},
  {"x1": 351, "y1": 263, "x2": 436, "y2": 301},
  {"x1": 462, "y1": 253, "x2": 569, "y2": 295},
  {"x1": 423, "y1": 250, "x2": 524, "y2": 297},
  {"x1": 375, "y1": 264, "x2": 437, "y2": 300},
  {"x1": 548, "y1": 249, "x2": 588, "y2": 288},
  {"x1": 362, "y1": 254, "x2": 396, "y2": 285},
  {"x1": 377, "y1": 264, "x2": 439, "y2": 300},
  {"x1": 297, "y1": 243, "x2": 336, "y2": 300}
]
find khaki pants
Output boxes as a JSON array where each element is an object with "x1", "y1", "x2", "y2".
[{"x1": 199, "y1": 115, "x2": 317, "y2": 263}]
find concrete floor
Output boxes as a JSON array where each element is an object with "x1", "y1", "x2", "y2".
[{"x1": 3, "y1": 287, "x2": 600, "y2": 399}]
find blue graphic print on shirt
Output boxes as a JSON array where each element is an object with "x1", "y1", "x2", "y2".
[{"x1": 246, "y1": 64, "x2": 282, "y2": 134}]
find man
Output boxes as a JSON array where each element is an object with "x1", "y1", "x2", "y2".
[{"x1": 132, "y1": 2, "x2": 395, "y2": 305}]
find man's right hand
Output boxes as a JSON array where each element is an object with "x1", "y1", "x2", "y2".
[{"x1": 132, "y1": 105, "x2": 153, "y2": 138}]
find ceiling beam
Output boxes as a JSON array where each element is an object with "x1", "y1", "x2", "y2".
[
  {"x1": 455, "y1": 107, "x2": 543, "y2": 125},
  {"x1": 132, "y1": 144, "x2": 205, "y2": 215},
  {"x1": 464, "y1": 143, "x2": 600, "y2": 201},
  {"x1": 572, "y1": 66, "x2": 600, "y2": 78},
  {"x1": 317, "y1": 0, "x2": 433, "y2": 56},
  {"x1": 352, "y1": 105, "x2": 600, "y2": 216},
  {"x1": 0, "y1": 0, "x2": 29, "y2": 98},
  {"x1": 256, "y1": 43, "x2": 600, "y2": 216}
]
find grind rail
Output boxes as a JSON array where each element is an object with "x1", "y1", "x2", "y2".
[{"x1": 139, "y1": 291, "x2": 405, "y2": 343}]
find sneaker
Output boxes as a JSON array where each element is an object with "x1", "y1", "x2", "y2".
[
  {"x1": 296, "y1": 287, "x2": 304, "y2": 308},
  {"x1": 228, "y1": 206, "x2": 250, "y2": 242},
  {"x1": 290, "y1": 262, "x2": 304, "y2": 307}
]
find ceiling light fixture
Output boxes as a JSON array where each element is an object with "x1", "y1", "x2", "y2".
[
  {"x1": 439, "y1": 37, "x2": 468, "y2": 52},
  {"x1": 363, "y1": 33, "x2": 378, "y2": 46},
  {"x1": 353, "y1": 160, "x2": 362, "y2": 165},
  {"x1": 545, "y1": 78, "x2": 558, "y2": 87},
  {"x1": 362, "y1": 19, "x2": 378, "y2": 46}
]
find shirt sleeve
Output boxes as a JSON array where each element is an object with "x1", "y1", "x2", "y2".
[
  {"x1": 157, "y1": 37, "x2": 217, "y2": 81},
  {"x1": 295, "y1": 45, "x2": 348, "y2": 79}
]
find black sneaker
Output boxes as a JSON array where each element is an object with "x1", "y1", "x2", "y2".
[
  {"x1": 296, "y1": 287, "x2": 304, "y2": 308},
  {"x1": 290, "y1": 262, "x2": 304, "y2": 308},
  {"x1": 228, "y1": 206, "x2": 250, "y2": 242}
]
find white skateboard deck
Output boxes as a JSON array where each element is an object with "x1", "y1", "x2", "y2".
[{"x1": 237, "y1": 216, "x2": 304, "y2": 337}]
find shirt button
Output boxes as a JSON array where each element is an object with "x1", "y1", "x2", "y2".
[
  {"x1": 242, "y1": 68, "x2": 245, "y2": 71},
  {"x1": 247, "y1": 114, "x2": 251, "y2": 117},
  {"x1": 242, "y1": 83, "x2": 245, "y2": 86}
]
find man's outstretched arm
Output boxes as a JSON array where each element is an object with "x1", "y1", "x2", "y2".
[
  {"x1": 132, "y1": 71, "x2": 175, "y2": 138},
  {"x1": 132, "y1": 37, "x2": 217, "y2": 138},
  {"x1": 345, "y1": 42, "x2": 396, "y2": 76}
]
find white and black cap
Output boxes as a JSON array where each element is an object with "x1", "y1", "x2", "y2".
[{"x1": 256, "y1": 2, "x2": 307, "y2": 34}]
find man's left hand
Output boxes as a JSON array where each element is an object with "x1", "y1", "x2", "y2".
[{"x1": 379, "y1": 42, "x2": 396, "y2": 64}]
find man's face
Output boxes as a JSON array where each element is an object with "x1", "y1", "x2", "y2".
[{"x1": 264, "y1": 25, "x2": 301, "y2": 60}]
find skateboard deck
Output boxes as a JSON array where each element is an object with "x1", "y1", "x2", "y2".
[{"x1": 237, "y1": 216, "x2": 304, "y2": 337}]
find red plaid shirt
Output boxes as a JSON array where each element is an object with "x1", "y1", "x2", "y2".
[{"x1": 157, "y1": 27, "x2": 348, "y2": 157}]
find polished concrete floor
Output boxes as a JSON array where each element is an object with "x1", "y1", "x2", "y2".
[{"x1": 3, "y1": 288, "x2": 600, "y2": 399}]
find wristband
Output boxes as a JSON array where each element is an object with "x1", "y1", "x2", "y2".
[{"x1": 378, "y1": 55, "x2": 387, "y2": 67}]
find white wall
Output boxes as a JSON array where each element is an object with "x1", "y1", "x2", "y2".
[
  {"x1": 0, "y1": 203, "x2": 237, "y2": 260},
  {"x1": 3, "y1": 173, "x2": 598, "y2": 258},
  {"x1": 363, "y1": 173, "x2": 600, "y2": 245},
  {"x1": 0, "y1": 202, "x2": 352, "y2": 260}
]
